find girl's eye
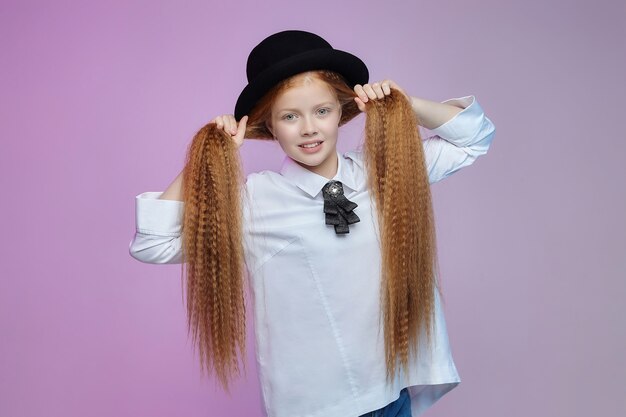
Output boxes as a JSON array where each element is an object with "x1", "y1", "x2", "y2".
[{"x1": 282, "y1": 108, "x2": 331, "y2": 120}]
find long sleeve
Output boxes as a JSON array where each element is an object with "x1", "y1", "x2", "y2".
[
  {"x1": 128, "y1": 192, "x2": 185, "y2": 264},
  {"x1": 422, "y1": 95, "x2": 496, "y2": 184}
]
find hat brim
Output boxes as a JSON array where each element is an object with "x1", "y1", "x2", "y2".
[{"x1": 234, "y1": 49, "x2": 369, "y2": 121}]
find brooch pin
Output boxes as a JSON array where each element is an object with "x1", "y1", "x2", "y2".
[{"x1": 322, "y1": 180, "x2": 360, "y2": 234}]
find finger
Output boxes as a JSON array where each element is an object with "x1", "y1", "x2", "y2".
[
  {"x1": 215, "y1": 116, "x2": 224, "y2": 129},
  {"x1": 237, "y1": 115, "x2": 248, "y2": 135},
  {"x1": 371, "y1": 82, "x2": 384, "y2": 99},
  {"x1": 235, "y1": 116, "x2": 248, "y2": 147},
  {"x1": 223, "y1": 116, "x2": 231, "y2": 133},
  {"x1": 363, "y1": 84, "x2": 377, "y2": 100},
  {"x1": 234, "y1": 115, "x2": 247, "y2": 139},
  {"x1": 354, "y1": 97, "x2": 365, "y2": 112},
  {"x1": 231, "y1": 115, "x2": 239, "y2": 135},
  {"x1": 381, "y1": 82, "x2": 391, "y2": 95},
  {"x1": 354, "y1": 84, "x2": 368, "y2": 102},
  {"x1": 224, "y1": 115, "x2": 234, "y2": 135}
]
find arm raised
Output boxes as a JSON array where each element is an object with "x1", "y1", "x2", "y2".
[
  {"x1": 129, "y1": 191, "x2": 185, "y2": 264},
  {"x1": 419, "y1": 95, "x2": 496, "y2": 184}
]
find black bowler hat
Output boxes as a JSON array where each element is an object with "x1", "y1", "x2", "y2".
[{"x1": 234, "y1": 30, "x2": 369, "y2": 122}]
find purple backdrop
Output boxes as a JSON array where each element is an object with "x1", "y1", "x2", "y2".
[{"x1": 1, "y1": 1, "x2": 624, "y2": 416}]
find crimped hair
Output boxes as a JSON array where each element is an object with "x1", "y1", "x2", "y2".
[{"x1": 179, "y1": 70, "x2": 441, "y2": 393}]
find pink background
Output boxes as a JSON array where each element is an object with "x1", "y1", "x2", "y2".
[{"x1": 1, "y1": 1, "x2": 624, "y2": 416}]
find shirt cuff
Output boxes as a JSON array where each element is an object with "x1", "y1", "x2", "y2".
[
  {"x1": 427, "y1": 95, "x2": 487, "y2": 147},
  {"x1": 135, "y1": 192, "x2": 184, "y2": 236}
]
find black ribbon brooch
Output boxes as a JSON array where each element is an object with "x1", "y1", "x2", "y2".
[{"x1": 322, "y1": 180, "x2": 360, "y2": 234}]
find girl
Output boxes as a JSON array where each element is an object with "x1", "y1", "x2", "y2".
[{"x1": 129, "y1": 30, "x2": 496, "y2": 417}]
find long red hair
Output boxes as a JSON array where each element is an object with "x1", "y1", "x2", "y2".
[{"x1": 180, "y1": 70, "x2": 440, "y2": 392}]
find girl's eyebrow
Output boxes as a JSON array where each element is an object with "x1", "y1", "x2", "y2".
[{"x1": 277, "y1": 101, "x2": 336, "y2": 112}]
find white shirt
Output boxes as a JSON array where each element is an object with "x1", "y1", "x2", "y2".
[{"x1": 129, "y1": 95, "x2": 496, "y2": 417}]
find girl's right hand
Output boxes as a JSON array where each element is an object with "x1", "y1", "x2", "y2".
[{"x1": 209, "y1": 114, "x2": 248, "y2": 149}]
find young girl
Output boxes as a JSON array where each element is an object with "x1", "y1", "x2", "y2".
[{"x1": 129, "y1": 30, "x2": 496, "y2": 417}]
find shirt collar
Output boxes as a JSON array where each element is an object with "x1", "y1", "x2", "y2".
[{"x1": 279, "y1": 150, "x2": 358, "y2": 198}]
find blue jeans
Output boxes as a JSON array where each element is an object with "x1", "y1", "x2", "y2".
[{"x1": 359, "y1": 387, "x2": 412, "y2": 417}]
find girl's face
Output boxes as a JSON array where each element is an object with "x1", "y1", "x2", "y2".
[{"x1": 268, "y1": 75, "x2": 342, "y2": 179}]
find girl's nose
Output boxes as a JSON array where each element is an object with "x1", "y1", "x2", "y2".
[{"x1": 300, "y1": 117, "x2": 318, "y2": 136}]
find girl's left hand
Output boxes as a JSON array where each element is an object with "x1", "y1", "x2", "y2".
[{"x1": 353, "y1": 79, "x2": 410, "y2": 112}]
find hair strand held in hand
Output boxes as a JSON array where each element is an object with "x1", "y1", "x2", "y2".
[
  {"x1": 180, "y1": 122, "x2": 248, "y2": 394},
  {"x1": 176, "y1": 70, "x2": 441, "y2": 391},
  {"x1": 363, "y1": 89, "x2": 441, "y2": 384}
]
